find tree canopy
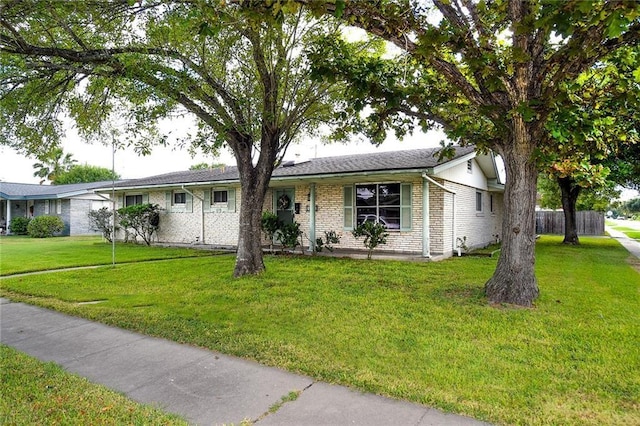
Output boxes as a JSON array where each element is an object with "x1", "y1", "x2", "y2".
[
  {"x1": 32, "y1": 148, "x2": 76, "y2": 184},
  {"x1": 54, "y1": 164, "x2": 120, "y2": 185},
  {"x1": 300, "y1": 0, "x2": 640, "y2": 305},
  {"x1": 1, "y1": 1, "x2": 346, "y2": 277}
]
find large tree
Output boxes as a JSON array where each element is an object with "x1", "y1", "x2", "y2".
[
  {"x1": 32, "y1": 148, "x2": 76, "y2": 184},
  {"x1": 540, "y1": 45, "x2": 640, "y2": 244},
  {"x1": 302, "y1": 0, "x2": 640, "y2": 306},
  {"x1": 1, "y1": 1, "x2": 343, "y2": 277},
  {"x1": 54, "y1": 164, "x2": 120, "y2": 185}
]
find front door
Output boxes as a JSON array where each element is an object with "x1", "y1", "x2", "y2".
[{"x1": 274, "y1": 188, "x2": 295, "y2": 226}]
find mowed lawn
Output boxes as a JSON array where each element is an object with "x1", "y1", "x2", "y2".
[
  {"x1": 1, "y1": 236, "x2": 638, "y2": 425},
  {"x1": 0, "y1": 345, "x2": 188, "y2": 425},
  {"x1": 0, "y1": 236, "x2": 218, "y2": 276}
]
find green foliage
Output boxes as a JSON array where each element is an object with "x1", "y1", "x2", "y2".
[
  {"x1": 261, "y1": 211, "x2": 282, "y2": 241},
  {"x1": 314, "y1": 230, "x2": 341, "y2": 253},
  {"x1": 117, "y1": 204, "x2": 161, "y2": 246},
  {"x1": 26, "y1": 215, "x2": 64, "y2": 238},
  {"x1": 189, "y1": 162, "x2": 226, "y2": 170},
  {"x1": 32, "y1": 148, "x2": 76, "y2": 184},
  {"x1": 537, "y1": 173, "x2": 620, "y2": 212},
  {"x1": 351, "y1": 221, "x2": 389, "y2": 260},
  {"x1": 622, "y1": 198, "x2": 640, "y2": 214},
  {"x1": 8, "y1": 217, "x2": 31, "y2": 235},
  {"x1": 54, "y1": 164, "x2": 119, "y2": 185},
  {"x1": 88, "y1": 207, "x2": 118, "y2": 242},
  {"x1": 277, "y1": 221, "x2": 302, "y2": 252}
]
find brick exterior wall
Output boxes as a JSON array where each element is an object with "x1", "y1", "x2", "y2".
[{"x1": 112, "y1": 172, "x2": 503, "y2": 255}]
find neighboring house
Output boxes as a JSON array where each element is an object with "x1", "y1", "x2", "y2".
[
  {"x1": 0, "y1": 181, "x2": 113, "y2": 235},
  {"x1": 98, "y1": 146, "x2": 505, "y2": 258}
]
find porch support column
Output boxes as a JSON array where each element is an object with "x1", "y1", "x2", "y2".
[
  {"x1": 422, "y1": 178, "x2": 430, "y2": 258},
  {"x1": 308, "y1": 183, "x2": 316, "y2": 253},
  {"x1": 6, "y1": 199, "x2": 11, "y2": 235}
]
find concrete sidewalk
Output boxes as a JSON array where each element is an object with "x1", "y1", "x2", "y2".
[
  {"x1": 605, "y1": 225, "x2": 640, "y2": 259},
  {"x1": 0, "y1": 298, "x2": 488, "y2": 426}
]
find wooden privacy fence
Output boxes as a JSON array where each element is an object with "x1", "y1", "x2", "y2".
[{"x1": 535, "y1": 211, "x2": 605, "y2": 235}]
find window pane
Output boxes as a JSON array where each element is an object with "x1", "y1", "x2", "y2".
[
  {"x1": 213, "y1": 190, "x2": 228, "y2": 203},
  {"x1": 379, "y1": 207, "x2": 400, "y2": 229},
  {"x1": 356, "y1": 207, "x2": 377, "y2": 226},
  {"x1": 476, "y1": 192, "x2": 483, "y2": 211},
  {"x1": 356, "y1": 185, "x2": 377, "y2": 206},
  {"x1": 378, "y1": 183, "x2": 400, "y2": 205},
  {"x1": 174, "y1": 192, "x2": 186, "y2": 204},
  {"x1": 126, "y1": 195, "x2": 143, "y2": 206}
]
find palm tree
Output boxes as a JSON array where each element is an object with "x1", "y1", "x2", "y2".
[{"x1": 32, "y1": 148, "x2": 76, "y2": 184}]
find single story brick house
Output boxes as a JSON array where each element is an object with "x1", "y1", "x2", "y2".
[
  {"x1": 0, "y1": 181, "x2": 113, "y2": 235},
  {"x1": 98, "y1": 146, "x2": 504, "y2": 258}
]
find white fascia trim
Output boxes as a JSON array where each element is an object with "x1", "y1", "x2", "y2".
[{"x1": 430, "y1": 152, "x2": 476, "y2": 175}]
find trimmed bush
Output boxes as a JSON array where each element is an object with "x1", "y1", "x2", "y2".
[
  {"x1": 8, "y1": 217, "x2": 31, "y2": 235},
  {"x1": 27, "y1": 215, "x2": 64, "y2": 238}
]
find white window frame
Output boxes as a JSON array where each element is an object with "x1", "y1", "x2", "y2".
[
  {"x1": 44, "y1": 200, "x2": 50, "y2": 214},
  {"x1": 125, "y1": 194, "x2": 144, "y2": 207},
  {"x1": 56, "y1": 199, "x2": 62, "y2": 214},
  {"x1": 173, "y1": 191, "x2": 187, "y2": 206},
  {"x1": 346, "y1": 182, "x2": 411, "y2": 232},
  {"x1": 212, "y1": 190, "x2": 228, "y2": 204}
]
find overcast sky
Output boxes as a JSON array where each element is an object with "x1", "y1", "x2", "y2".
[
  {"x1": 2, "y1": 122, "x2": 637, "y2": 202},
  {"x1": 0, "y1": 122, "x2": 446, "y2": 185}
]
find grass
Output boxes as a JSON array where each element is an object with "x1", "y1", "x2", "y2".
[
  {"x1": 0, "y1": 345, "x2": 188, "y2": 425},
  {"x1": 0, "y1": 235, "x2": 221, "y2": 276},
  {"x1": 1, "y1": 236, "x2": 639, "y2": 425}
]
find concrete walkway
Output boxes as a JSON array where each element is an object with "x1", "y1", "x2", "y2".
[
  {"x1": 605, "y1": 225, "x2": 640, "y2": 259},
  {"x1": 0, "y1": 298, "x2": 488, "y2": 426}
]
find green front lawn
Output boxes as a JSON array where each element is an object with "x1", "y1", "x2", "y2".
[
  {"x1": 0, "y1": 345, "x2": 188, "y2": 425},
  {"x1": 0, "y1": 236, "x2": 219, "y2": 276},
  {"x1": 1, "y1": 236, "x2": 638, "y2": 425}
]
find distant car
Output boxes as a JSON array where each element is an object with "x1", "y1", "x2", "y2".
[
  {"x1": 357, "y1": 214, "x2": 400, "y2": 229},
  {"x1": 617, "y1": 216, "x2": 626, "y2": 220}
]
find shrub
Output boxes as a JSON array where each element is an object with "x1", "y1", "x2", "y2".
[
  {"x1": 352, "y1": 221, "x2": 389, "y2": 260},
  {"x1": 8, "y1": 217, "x2": 31, "y2": 235},
  {"x1": 27, "y1": 215, "x2": 64, "y2": 238},
  {"x1": 315, "y1": 230, "x2": 341, "y2": 253},
  {"x1": 117, "y1": 203, "x2": 161, "y2": 245},
  {"x1": 277, "y1": 222, "x2": 302, "y2": 252},
  {"x1": 88, "y1": 207, "x2": 118, "y2": 242},
  {"x1": 261, "y1": 211, "x2": 281, "y2": 252}
]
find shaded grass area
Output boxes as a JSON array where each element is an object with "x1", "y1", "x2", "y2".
[
  {"x1": 0, "y1": 236, "x2": 220, "y2": 276},
  {"x1": 1, "y1": 236, "x2": 638, "y2": 425},
  {"x1": 0, "y1": 345, "x2": 188, "y2": 425}
]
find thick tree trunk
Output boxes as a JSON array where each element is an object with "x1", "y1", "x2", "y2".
[
  {"x1": 558, "y1": 177, "x2": 581, "y2": 245},
  {"x1": 485, "y1": 125, "x2": 540, "y2": 307},
  {"x1": 234, "y1": 183, "x2": 267, "y2": 277},
  {"x1": 232, "y1": 134, "x2": 277, "y2": 278}
]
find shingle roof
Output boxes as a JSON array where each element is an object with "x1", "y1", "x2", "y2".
[
  {"x1": 105, "y1": 145, "x2": 476, "y2": 190},
  {"x1": 0, "y1": 181, "x2": 118, "y2": 200}
]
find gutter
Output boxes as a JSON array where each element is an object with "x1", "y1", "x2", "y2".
[
  {"x1": 181, "y1": 185, "x2": 205, "y2": 244},
  {"x1": 422, "y1": 173, "x2": 458, "y2": 255}
]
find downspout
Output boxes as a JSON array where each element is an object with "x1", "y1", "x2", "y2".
[
  {"x1": 422, "y1": 178, "x2": 430, "y2": 258},
  {"x1": 309, "y1": 183, "x2": 316, "y2": 253},
  {"x1": 422, "y1": 173, "x2": 457, "y2": 255},
  {"x1": 182, "y1": 186, "x2": 205, "y2": 244}
]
